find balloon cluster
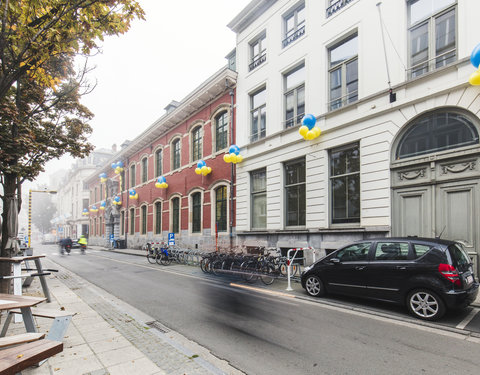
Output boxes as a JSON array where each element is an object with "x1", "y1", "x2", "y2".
[
  {"x1": 82, "y1": 208, "x2": 89, "y2": 216},
  {"x1": 299, "y1": 114, "x2": 321, "y2": 140},
  {"x1": 469, "y1": 43, "x2": 480, "y2": 85},
  {"x1": 223, "y1": 145, "x2": 243, "y2": 164},
  {"x1": 113, "y1": 195, "x2": 122, "y2": 206},
  {"x1": 195, "y1": 160, "x2": 212, "y2": 176},
  {"x1": 129, "y1": 189, "x2": 138, "y2": 200},
  {"x1": 99, "y1": 173, "x2": 107, "y2": 183},
  {"x1": 100, "y1": 201, "x2": 106, "y2": 210},
  {"x1": 155, "y1": 176, "x2": 168, "y2": 189},
  {"x1": 111, "y1": 161, "x2": 124, "y2": 174},
  {"x1": 89, "y1": 205, "x2": 98, "y2": 213}
]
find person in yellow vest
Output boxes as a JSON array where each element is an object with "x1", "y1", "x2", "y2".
[{"x1": 78, "y1": 235, "x2": 87, "y2": 254}]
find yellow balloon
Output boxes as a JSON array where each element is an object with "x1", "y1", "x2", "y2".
[
  {"x1": 236, "y1": 155, "x2": 243, "y2": 163},
  {"x1": 469, "y1": 69, "x2": 480, "y2": 85},
  {"x1": 299, "y1": 125, "x2": 309, "y2": 137},
  {"x1": 207, "y1": 167, "x2": 212, "y2": 174},
  {"x1": 230, "y1": 153, "x2": 237, "y2": 163},
  {"x1": 201, "y1": 165, "x2": 207, "y2": 172},
  {"x1": 223, "y1": 154, "x2": 231, "y2": 163},
  {"x1": 313, "y1": 127, "x2": 321, "y2": 138},
  {"x1": 155, "y1": 183, "x2": 161, "y2": 188},
  {"x1": 195, "y1": 168, "x2": 201, "y2": 175},
  {"x1": 164, "y1": 183, "x2": 168, "y2": 188},
  {"x1": 306, "y1": 131, "x2": 315, "y2": 140}
]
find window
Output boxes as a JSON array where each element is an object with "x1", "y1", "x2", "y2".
[
  {"x1": 141, "y1": 157, "x2": 148, "y2": 184},
  {"x1": 215, "y1": 112, "x2": 228, "y2": 151},
  {"x1": 192, "y1": 192, "x2": 202, "y2": 233},
  {"x1": 330, "y1": 143, "x2": 360, "y2": 224},
  {"x1": 215, "y1": 186, "x2": 227, "y2": 232},
  {"x1": 285, "y1": 158, "x2": 305, "y2": 227},
  {"x1": 333, "y1": 242, "x2": 371, "y2": 262},
  {"x1": 172, "y1": 138, "x2": 181, "y2": 170},
  {"x1": 172, "y1": 197, "x2": 180, "y2": 234},
  {"x1": 191, "y1": 126, "x2": 203, "y2": 162},
  {"x1": 155, "y1": 149, "x2": 163, "y2": 177},
  {"x1": 121, "y1": 210, "x2": 125, "y2": 236},
  {"x1": 100, "y1": 184, "x2": 104, "y2": 201},
  {"x1": 250, "y1": 87, "x2": 266, "y2": 142},
  {"x1": 251, "y1": 169, "x2": 267, "y2": 229},
  {"x1": 155, "y1": 202, "x2": 162, "y2": 235},
  {"x1": 413, "y1": 244, "x2": 431, "y2": 258},
  {"x1": 329, "y1": 34, "x2": 358, "y2": 111},
  {"x1": 396, "y1": 111, "x2": 479, "y2": 159},
  {"x1": 249, "y1": 33, "x2": 266, "y2": 71},
  {"x1": 408, "y1": 0, "x2": 456, "y2": 78},
  {"x1": 120, "y1": 170, "x2": 125, "y2": 191},
  {"x1": 129, "y1": 208, "x2": 135, "y2": 235},
  {"x1": 326, "y1": 0, "x2": 357, "y2": 18},
  {"x1": 284, "y1": 64, "x2": 305, "y2": 128},
  {"x1": 82, "y1": 199, "x2": 89, "y2": 210},
  {"x1": 141, "y1": 205, "x2": 147, "y2": 235},
  {"x1": 130, "y1": 164, "x2": 136, "y2": 188},
  {"x1": 93, "y1": 218, "x2": 97, "y2": 236},
  {"x1": 374, "y1": 242, "x2": 409, "y2": 261},
  {"x1": 283, "y1": 3, "x2": 305, "y2": 48}
]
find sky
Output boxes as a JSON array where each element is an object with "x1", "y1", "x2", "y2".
[{"x1": 32, "y1": 0, "x2": 251, "y2": 187}]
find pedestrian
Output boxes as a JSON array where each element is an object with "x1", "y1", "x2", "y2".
[{"x1": 78, "y1": 235, "x2": 87, "y2": 254}]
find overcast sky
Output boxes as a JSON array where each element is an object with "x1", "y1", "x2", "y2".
[{"x1": 33, "y1": 0, "x2": 251, "y2": 186}]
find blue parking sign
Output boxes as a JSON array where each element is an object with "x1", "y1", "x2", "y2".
[{"x1": 168, "y1": 233, "x2": 175, "y2": 245}]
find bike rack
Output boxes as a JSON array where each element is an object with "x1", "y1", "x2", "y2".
[{"x1": 286, "y1": 247, "x2": 315, "y2": 291}]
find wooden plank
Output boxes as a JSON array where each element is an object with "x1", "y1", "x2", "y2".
[
  {"x1": 0, "y1": 333, "x2": 45, "y2": 348},
  {"x1": 0, "y1": 339, "x2": 63, "y2": 374}
]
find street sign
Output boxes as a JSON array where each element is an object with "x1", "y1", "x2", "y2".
[{"x1": 168, "y1": 233, "x2": 175, "y2": 246}]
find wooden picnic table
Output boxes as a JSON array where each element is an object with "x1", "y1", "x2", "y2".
[{"x1": 0, "y1": 294, "x2": 46, "y2": 335}]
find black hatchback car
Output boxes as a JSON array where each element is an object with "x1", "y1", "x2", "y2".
[{"x1": 301, "y1": 237, "x2": 479, "y2": 320}]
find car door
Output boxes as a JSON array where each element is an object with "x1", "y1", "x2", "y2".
[
  {"x1": 321, "y1": 242, "x2": 373, "y2": 297},
  {"x1": 365, "y1": 241, "x2": 412, "y2": 302}
]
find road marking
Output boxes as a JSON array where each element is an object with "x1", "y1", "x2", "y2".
[{"x1": 456, "y1": 307, "x2": 480, "y2": 330}]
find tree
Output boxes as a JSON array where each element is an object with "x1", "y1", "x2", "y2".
[{"x1": 0, "y1": 0, "x2": 144, "y2": 290}]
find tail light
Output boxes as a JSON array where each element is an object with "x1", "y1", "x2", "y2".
[{"x1": 438, "y1": 263, "x2": 461, "y2": 286}]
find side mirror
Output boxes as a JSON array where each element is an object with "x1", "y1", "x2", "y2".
[{"x1": 330, "y1": 258, "x2": 341, "y2": 264}]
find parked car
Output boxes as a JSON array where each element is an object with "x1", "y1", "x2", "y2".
[{"x1": 301, "y1": 237, "x2": 479, "y2": 321}]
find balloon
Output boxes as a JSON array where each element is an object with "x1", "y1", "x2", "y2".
[
  {"x1": 117, "y1": 161, "x2": 124, "y2": 168},
  {"x1": 223, "y1": 154, "x2": 231, "y2": 163},
  {"x1": 155, "y1": 182, "x2": 161, "y2": 188},
  {"x1": 306, "y1": 130, "x2": 315, "y2": 140},
  {"x1": 195, "y1": 168, "x2": 201, "y2": 175},
  {"x1": 111, "y1": 163, "x2": 116, "y2": 169},
  {"x1": 230, "y1": 153, "x2": 237, "y2": 163},
  {"x1": 469, "y1": 69, "x2": 480, "y2": 85},
  {"x1": 207, "y1": 167, "x2": 212, "y2": 174},
  {"x1": 236, "y1": 155, "x2": 243, "y2": 163},
  {"x1": 471, "y1": 43, "x2": 480, "y2": 68},
  {"x1": 313, "y1": 127, "x2": 321, "y2": 138},
  {"x1": 299, "y1": 125, "x2": 309, "y2": 137},
  {"x1": 229, "y1": 144, "x2": 240, "y2": 155},
  {"x1": 302, "y1": 114, "x2": 316, "y2": 130},
  {"x1": 197, "y1": 160, "x2": 206, "y2": 168}
]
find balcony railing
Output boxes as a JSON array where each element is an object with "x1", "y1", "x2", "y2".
[
  {"x1": 326, "y1": 0, "x2": 356, "y2": 18},
  {"x1": 282, "y1": 26, "x2": 305, "y2": 48},
  {"x1": 249, "y1": 53, "x2": 267, "y2": 72}
]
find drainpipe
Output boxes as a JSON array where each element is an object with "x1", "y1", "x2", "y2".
[
  {"x1": 229, "y1": 85, "x2": 235, "y2": 250},
  {"x1": 125, "y1": 157, "x2": 129, "y2": 247}
]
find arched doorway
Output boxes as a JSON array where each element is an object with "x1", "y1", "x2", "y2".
[{"x1": 391, "y1": 108, "x2": 480, "y2": 274}]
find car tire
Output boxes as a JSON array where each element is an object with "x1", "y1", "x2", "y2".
[
  {"x1": 304, "y1": 275, "x2": 325, "y2": 297},
  {"x1": 406, "y1": 289, "x2": 446, "y2": 321}
]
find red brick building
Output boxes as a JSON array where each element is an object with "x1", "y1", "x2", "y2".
[{"x1": 86, "y1": 67, "x2": 237, "y2": 250}]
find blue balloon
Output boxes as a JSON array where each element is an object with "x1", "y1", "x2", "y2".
[
  {"x1": 129, "y1": 189, "x2": 136, "y2": 196},
  {"x1": 114, "y1": 196, "x2": 120, "y2": 202},
  {"x1": 471, "y1": 43, "x2": 480, "y2": 68},
  {"x1": 158, "y1": 176, "x2": 166, "y2": 183},
  {"x1": 229, "y1": 145, "x2": 240, "y2": 155},
  {"x1": 302, "y1": 114, "x2": 316, "y2": 130},
  {"x1": 117, "y1": 161, "x2": 124, "y2": 168},
  {"x1": 197, "y1": 160, "x2": 206, "y2": 168},
  {"x1": 111, "y1": 163, "x2": 116, "y2": 169}
]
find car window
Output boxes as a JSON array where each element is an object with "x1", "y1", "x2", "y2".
[
  {"x1": 448, "y1": 243, "x2": 471, "y2": 267},
  {"x1": 334, "y1": 242, "x2": 371, "y2": 262},
  {"x1": 413, "y1": 244, "x2": 432, "y2": 259},
  {"x1": 373, "y1": 242, "x2": 409, "y2": 261}
]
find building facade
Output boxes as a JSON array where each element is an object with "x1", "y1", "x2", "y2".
[
  {"x1": 86, "y1": 67, "x2": 237, "y2": 250},
  {"x1": 228, "y1": 0, "x2": 480, "y2": 272}
]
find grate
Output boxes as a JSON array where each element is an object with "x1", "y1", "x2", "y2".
[{"x1": 145, "y1": 320, "x2": 170, "y2": 333}]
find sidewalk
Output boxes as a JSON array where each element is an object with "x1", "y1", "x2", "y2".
[{"x1": 4, "y1": 253, "x2": 243, "y2": 375}]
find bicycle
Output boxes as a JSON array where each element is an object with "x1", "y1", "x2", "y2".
[{"x1": 157, "y1": 244, "x2": 172, "y2": 266}]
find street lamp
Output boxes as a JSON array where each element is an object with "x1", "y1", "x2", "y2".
[{"x1": 28, "y1": 189, "x2": 57, "y2": 249}]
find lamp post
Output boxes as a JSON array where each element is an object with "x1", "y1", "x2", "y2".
[{"x1": 28, "y1": 189, "x2": 57, "y2": 249}]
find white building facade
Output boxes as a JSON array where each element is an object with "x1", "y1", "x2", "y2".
[{"x1": 229, "y1": 0, "x2": 480, "y2": 272}]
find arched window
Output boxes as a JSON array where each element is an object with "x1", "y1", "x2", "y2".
[
  {"x1": 191, "y1": 192, "x2": 202, "y2": 233},
  {"x1": 129, "y1": 208, "x2": 135, "y2": 235},
  {"x1": 154, "y1": 201, "x2": 162, "y2": 235},
  {"x1": 155, "y1": 148, "x2": 163, "y2": 177},
  {"x1": 396, "y1": 111, "x2": 479, "y2": 159},
  {"x1": 171, "y1": 197, "x2": 180, "y2": 234},
  {"x1": 215, "y1": 111, "x2": 228, "y2": 151},
  {"x1": 172, "y1": 138, "x2": 181, "y2": 170},
  {"x1": 215, "y1": 186, "x2": 227, "y2": 232},
  {"x1": 141, "y1": 205, "x2": 147, "y2": 235},
  {"x1": 191, "y1": 126, "x2": 203, "y2": 162},
  {"x1": 130, "y1": 164, "x2": 136, "y2": 187},
  {"x1": 141, "y1": 157, "x2": 148, "y2": 183}
]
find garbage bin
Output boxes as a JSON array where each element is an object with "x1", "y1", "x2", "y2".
[{"x1": 117, "y1": 239, "x2": 126, "y2": 249}]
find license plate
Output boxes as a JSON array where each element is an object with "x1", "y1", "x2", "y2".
[{"x1": 466, "y1": 275, "x2": 474, "y2": 284}]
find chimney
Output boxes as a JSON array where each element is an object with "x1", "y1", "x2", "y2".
[{"x1": 112, "y1": 144, "x2": 117, "y2": 153}]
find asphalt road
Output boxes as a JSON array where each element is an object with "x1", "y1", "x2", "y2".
[{"x1": 39, "y1": 245, "x2": 480, "y2": 374}]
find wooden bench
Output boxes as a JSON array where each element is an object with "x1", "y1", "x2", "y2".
[
  {"x1": 0, "y1": 339, "x2": 63, "y2": 374},
  {"x1": 0, "y1": 333, "x2": 45, "y2": 349},
  {"x1": 1, "y1": 308, "x2": 74, "y2": 341}
]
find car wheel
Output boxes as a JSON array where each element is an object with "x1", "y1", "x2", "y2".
[
  {"x1": 406, "y1": 289, "x2": 446, "y2": 321},
  {"x1": 304, "y1": 275, "x2": 325, "y2": 297}
]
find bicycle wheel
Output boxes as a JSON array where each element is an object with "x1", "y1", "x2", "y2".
[
  {"x1": 147, "y1": 251, "x2": 157, "y2": 264},
  {"x1": 260, "y1": 265, "x2": 275, "y2": 285},
  {"x1": 212, "y1": 260, "x2": 223, "y2": 276},
  {"x1": 160, "y1": 254, "x2": 172, "y2": 266}
]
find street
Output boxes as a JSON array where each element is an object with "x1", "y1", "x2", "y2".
[{"x1": 38, "y1": 245, "x2": 480, "y2": 375}]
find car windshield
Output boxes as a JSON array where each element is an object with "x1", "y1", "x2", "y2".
[{"x1": 448, "y1": 243, "x2": 471, "y2": 267}]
